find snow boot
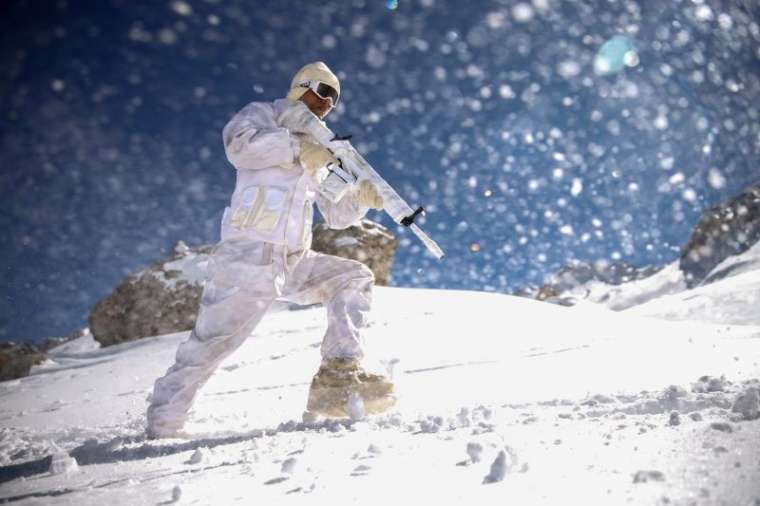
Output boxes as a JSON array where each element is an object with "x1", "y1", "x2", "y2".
[{"x1": 306, "y1": 357, "x2": 396, "y2": 417}]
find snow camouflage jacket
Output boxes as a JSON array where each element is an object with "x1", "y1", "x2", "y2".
[{"x1": 220, "y1": 98, "x2": 369, "y2": 250}]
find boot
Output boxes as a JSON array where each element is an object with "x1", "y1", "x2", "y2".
[{"x1": 306, "y1": 357, "x2": 396, "y2": 417}]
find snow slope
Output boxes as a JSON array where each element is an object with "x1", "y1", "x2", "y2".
[
  {"x1": 1, "y1": 276, "x2": 760, "y2": 504},
  {"x1": 624, "y1": 241, "x2": 760, "y2": 326},
  {"x1": 557, "y1": 240, "x2": 760, "y2": 327}
]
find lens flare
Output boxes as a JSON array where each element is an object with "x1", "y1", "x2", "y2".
[{"x1": 594, "y1": 35, "x2": 637, "y2": 76}]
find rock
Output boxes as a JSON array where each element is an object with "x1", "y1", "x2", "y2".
[
  {"x1": 89, "y1": 241, "x2": 214, "y2": 346},
  {"x1": 680, "y1": 183, "x2": 760, "y2": 287},
  {"x1": 311, "y1": 219, "x2": 397, "y2": 286},
  {"x1": 668, "y1": 412, "x2": 680, "y2": 426},
  {"x1": 731, "y1": 387, "x2": 760, "y2": 421},
  {"x1": 0, "y1": 342, "x2": 46, "y2": 382},
  {"x1": 40, "y1": 328, "x2": 88, "y2": 353}
]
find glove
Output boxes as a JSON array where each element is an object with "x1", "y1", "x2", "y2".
[
  {"x1": 356, "y1": 180, "x2": 384, "y2": 210},
  {"x1": 299, "y1": 137, "x2": 339, "y2": 177},
  {"x1": 279, "y1": 101, "x2": 334, "y2": 144}
]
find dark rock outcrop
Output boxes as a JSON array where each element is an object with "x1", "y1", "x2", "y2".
[
  {"x1": 680, "y1": 182, "x2": 760, "y2": 287},
  {"x1": 521, "y1": 182, "x2": 760, "y2": 307},
  {"x1": 311, "y1": 219, "x2": 398, "y2": 286},
  {"x1": 0, "y1": 342, "x2": 45, "y2": 382},
  {"x1": 0, "y1": 328, "x2": 88, "y2": 382},
  {"x1": 89, "y1": 241, "x2": 213, "y2": 347}
]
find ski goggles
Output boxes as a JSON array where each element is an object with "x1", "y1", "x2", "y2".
[{"x1": 297, "y1": 80, "x2": 340, "y2": 107}]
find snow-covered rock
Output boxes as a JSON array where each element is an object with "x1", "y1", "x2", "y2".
[
  {"x1": 521, "y1": 183, "x2": 760, "y2": 323},
  {"x1": 680, "y1": 182, "x2": 760, "y2": 287},
  {"x1": 533, "y1": 260, "x2": 667, "y2": 307},
  {"x1": 88, "y1": 241, "x2": 213, "y2": 346}
]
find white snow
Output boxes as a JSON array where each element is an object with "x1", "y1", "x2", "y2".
[
  {"x1": 551, "y1": 240, "x2": 760, "y2": 327},
  {"x1": 333, "y1": 236, "x2": 359, "y2": 248},
  {"x1": 152, "y1": 251, "x2": 209, "y2": 289},
  {"x1": 1, "y1": 248, "x2": 760, "y2": 504},
  {"x1": 569, "y1": 260, "x2": 687, "y2": 310},
  {"x1": 624, "y1": 242, "x2": 760, "y2": 326}
]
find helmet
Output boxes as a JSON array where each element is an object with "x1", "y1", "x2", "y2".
[{"x1": 286, "y1": 61, "x2": 341, "y2": 103}]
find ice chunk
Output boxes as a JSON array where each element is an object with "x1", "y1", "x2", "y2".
[
  {"x1": 188, "y1": 448, "x2": 207, "y2": 465},
  {"x1": 49, "y1": 452, "x2": 79, "y2": 475}
]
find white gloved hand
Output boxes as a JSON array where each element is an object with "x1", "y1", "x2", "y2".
[
  {"x1": 279, "y1": 101, "x2": 334, "y2": 144},
  {"x1": 356, "y1": 180, "x2": 384, "y2": 210},
  {"x1": 299, "y1": 137, "x2": 338, "y2": 177}
]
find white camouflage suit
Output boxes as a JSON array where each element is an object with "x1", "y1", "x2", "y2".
[{"x1": 146, "y1": 98, "x2": 375, "y2": 436}]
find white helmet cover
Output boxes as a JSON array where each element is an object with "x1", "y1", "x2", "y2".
[{"x1": 286, "y1": 61, "x2": 340, "y2": 102}]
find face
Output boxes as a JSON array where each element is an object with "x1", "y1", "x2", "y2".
[{"x1": 299, "y1": 89, "x2": 333, "y2": 120}]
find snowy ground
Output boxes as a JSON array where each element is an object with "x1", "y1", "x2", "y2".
[{"x1": 2, "y1": 261, "x2": 760, "y2": 504}]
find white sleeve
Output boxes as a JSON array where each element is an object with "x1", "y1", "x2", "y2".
[
  {"x1": 315, "y1": 189, "x2": 370, "y2": 230},
  {"x1": 222, "y1": 102, "x2": 300, "y2": 170}
]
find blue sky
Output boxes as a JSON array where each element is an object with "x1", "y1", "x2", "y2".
[{"x1": 1, "y1": 0, "x2": 759, "y2": 342}]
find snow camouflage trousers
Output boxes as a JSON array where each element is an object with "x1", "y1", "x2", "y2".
[{"x1": 146, "y1": 238, "x2": 374, "y2": 436}]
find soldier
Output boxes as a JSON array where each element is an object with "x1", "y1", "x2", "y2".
[{"x1": 146, "y1": 62, "x2": 395, "y2": 439}]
